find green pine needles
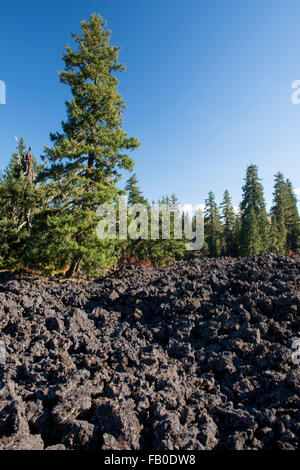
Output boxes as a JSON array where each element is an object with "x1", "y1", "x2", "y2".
[{"x1": 40, "y1": 13, "x2": 140, "y2": 276}]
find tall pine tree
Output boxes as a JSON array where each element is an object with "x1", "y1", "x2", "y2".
[
  {"x1": 284, "y1": 179, "x2": 300, "y2": 253},
  {"x1": 41, "y1": 14, "x2": 140, "y2": 276},
  {"x1": 270, "y1": 172, "x2": 288, "y2": 253},
  {"x1": 204, "y1": 191, "x2": 222, "y2": 257},
  {"x1": 124, "y1": 173, "x2": 149, "y2": 262},
  {"x1": 270, "y1": 173, "x2": 300, "y2": 253},
  {"x1": 240, "y1": 164, "x2": 269, "y2": 255},
  {"x1": 220, "y1": 189, "x2": 235, "y2": 256}
]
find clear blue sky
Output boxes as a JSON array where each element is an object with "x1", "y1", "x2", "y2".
[{"x1": 1, "y1": 0, "x2": 300, "y2": 210}]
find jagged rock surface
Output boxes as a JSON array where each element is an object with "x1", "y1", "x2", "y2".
[{"x1": 0, "y1": 254, "x2": 299, "y2": 450}]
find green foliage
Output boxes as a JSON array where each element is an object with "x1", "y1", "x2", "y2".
[
  {"x1": 39, "y1": 13, "x2": 140, "y2": 276},
  {"x1": 220, "y1": 189, "x2": 235, "y2": 256},
  {"x1": 269, "y1": 213, "x2": 287, "y2": 253},
  {"x1": 204, "y1": 191, "x2": 222, "y2": 257},
  {"x1": 123, "y1": 176, "x2": 186, "y2": 266},
  {"x1": 152, "y1": 194, "x2": 186, "y2": 265},
  {"x1": 231, "y1": 213, "x2": 242, "y2": 257},
  {"x1": 123, "y1": 173, "x2": 150, "y2": 263},
  {"x1": 240, "y1": 164, "x2": 269, "y2": 255},
  {"x1": 241, "y1": 208, "x2": 261, "y2": 255},
  {"x1": 269, "y1": 172, "x2": 288, "y2": 253},
  {"x1": 0, "y1": 138, "x2": 47, "y2": 269},
  {"x1": 283, "y1": 179, "x2": 300, "y2": 252},
  {"x1": 126, "y1": 174, "x2": 148, "y2": 206},
  {"x1": 270, "y1": 172, "x2": 300, "y2": 253}
]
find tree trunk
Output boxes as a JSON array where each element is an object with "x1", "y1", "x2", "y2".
[
  {"x1": 88, "y1": 153, "x2": 94, "y2": 169},
  {"x1": 65, "y1": 259, "x2": 81, "y2": 278}
]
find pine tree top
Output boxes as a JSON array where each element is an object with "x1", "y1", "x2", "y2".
[{"x1": 43, "y1": 13, "x2": 140, "y2": 191}]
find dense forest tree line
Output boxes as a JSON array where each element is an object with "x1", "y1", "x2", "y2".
[
  {"x1": 203, "y1": 165, "x2": 299, "y2": 258},
  {"x1": 0, "y1": 14, "x2": 299, "y2": 276}
]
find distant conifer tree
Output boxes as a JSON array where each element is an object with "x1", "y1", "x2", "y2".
[
  {"x1": 240, "y1": 165, "x2": 269, "y2": 255},
  {"x1": 204, "y1": 191, "x2": 222, "y2": 257}
]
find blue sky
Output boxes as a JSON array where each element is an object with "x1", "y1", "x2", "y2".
[{"x1": 0, "y1": 0, "x2": 300, "y2": 210}]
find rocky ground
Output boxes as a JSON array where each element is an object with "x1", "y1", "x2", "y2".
[{"x1": 0, "y1": 254, "x2": 299, "y2": 450}]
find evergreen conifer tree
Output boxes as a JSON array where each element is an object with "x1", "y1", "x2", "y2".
[
  {"x1": 41, "y1": 14, "x2": 140, "y2": 276},
  {"x1": 123, "y1": 173, "x2": 149, "y2": 262},
  {"x1": 147, "y1": 193, "x2": 185, "y2": 266},
  {"x1": 204, "y1": 191, "x2": 222, "y2": 257},
  {"x1": 231, "y1": 212, "x2": 242, "y2": 256},
  {"x1": 125, "y1": 174, "x2": 148, "y2": 206},
  {"x1": 0, "y1": 139, "x2": 45, "y2": 268},
  {"x1": 220, "y1": 189, "x2": 235, "y2": 256},
  {"x1": 240, "y1": 164, "x2": 269, "y2": 255},
  {"x1": 270, "y1": 172, "x2": 288, "y2": 253},
  {"x1": 284, "y1": 179, "x2": 300, "y2": 252},
  {"x1": 270, "y1": 173, "x2": 299, "y2": 253}
]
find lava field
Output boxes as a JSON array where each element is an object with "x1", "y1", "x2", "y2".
[{"x1": 0, "y1": 254, "x2": 299, "y2": 450}]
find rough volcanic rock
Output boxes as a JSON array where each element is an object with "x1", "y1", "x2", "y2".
[{"x1": 0, "y1": 254, "x2": 299, "y2": 450}]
